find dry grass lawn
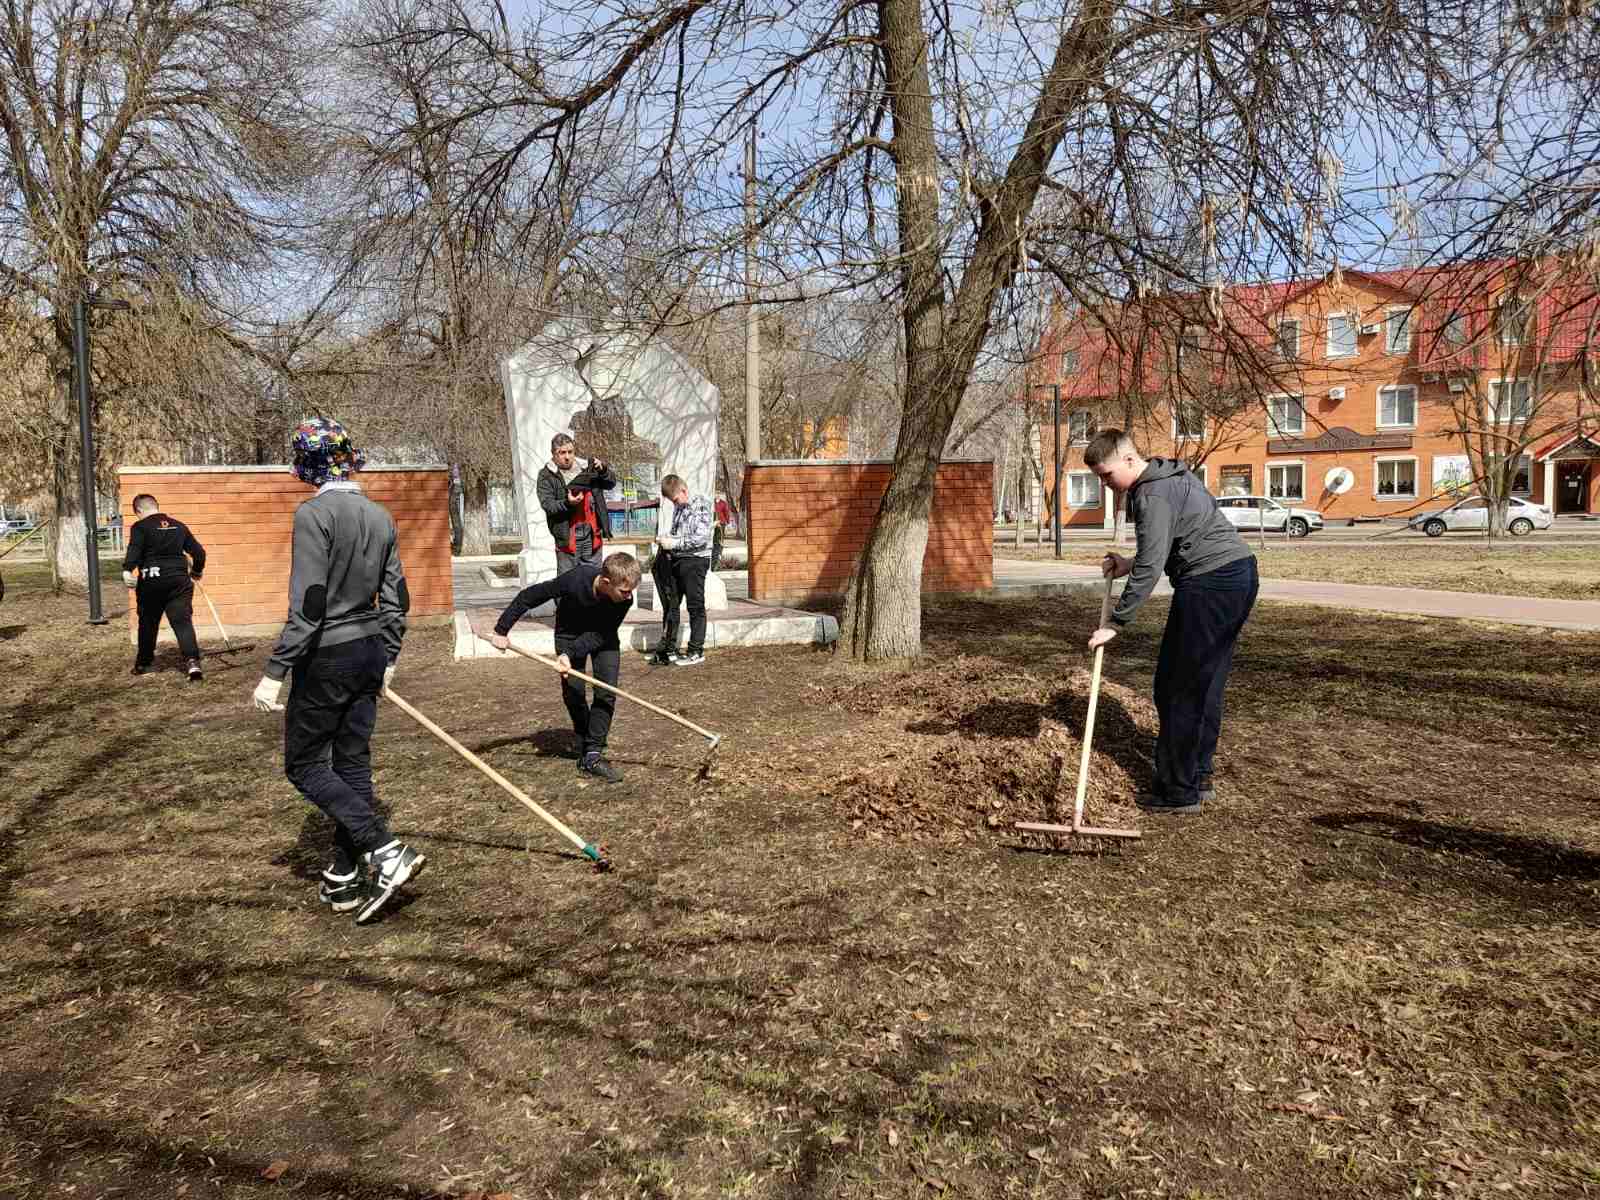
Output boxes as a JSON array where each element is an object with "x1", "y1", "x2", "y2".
[{"x1": 2, "y1": 562, "x2": 1597, "y2": 1199}]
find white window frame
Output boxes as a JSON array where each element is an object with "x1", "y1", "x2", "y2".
[
  {"x1": 1266, "y1": 459, "x2": 1306, "y2": 502},
  {"x1": 1062, "y1": 349, "x2": 1080, "y2": 374},
  {"x1": 1068, "y1": 408, "x2": 1093, "y2": 444},
  {"x1": 1067, "y1": 470, "x2": 1102, "y2": 509},
  {"x1": 1377, "y1": 384, "x2": 1417, "y2": 429},
  {"x1": 1172, "y1": 398, "x2": 1205, "y2": 441},
  {"x1": 1497, "y1": 297, "x2": 1528, "y2": 347},
  {"x1": 1441, "y1": 310, "x2": 1468, "y2": 347},
  {"x1": 1267, "y1": 393, "x2": 1305, "y2": 437},
  {"x1": 1327, "y1": 312, "x2": 1357, "y2": 358},
  {"x1": 1177, "y1": 325, "x2": 1203, "y2": 369},
  {"x1": 1488, "y1": 453, "x2": 1535, "y2": 497},
  {"x1": 1488, "y1": 377, "x2": 1533, "y2": 424},
  {"x1": 1385, "y1": 306, "x2": 1412, "y2": 355},
  {"x1": 1374, "y1": 455, "x2": 1420, "y2": 501},
  {"x1": 1277, "y1": 319, "x2": 1300, "y2": 360}
]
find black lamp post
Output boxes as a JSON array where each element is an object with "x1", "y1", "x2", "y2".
[
  {"x1": 1033, "y1": 382, "x2": 1063, "y2": 559},
  {"x1": 71, "y1": 294, "x2": 131, "y2": 625}
]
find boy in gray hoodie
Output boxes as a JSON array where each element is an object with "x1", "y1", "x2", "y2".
[
  {"x1": 251, "y1": 418, "x2": 423, "y2": 924},
  {"x1": 1083, "y1": 429, "x2": 1258, "y2": 814}
]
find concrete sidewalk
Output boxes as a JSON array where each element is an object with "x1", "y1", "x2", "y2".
[{"x1": 991, "y1": 558, "x2": 1600, "y2": 632}]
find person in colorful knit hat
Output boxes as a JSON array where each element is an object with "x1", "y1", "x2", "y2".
[{"x1": 250, "y1": 418, "x2": 425, "y2": 924}]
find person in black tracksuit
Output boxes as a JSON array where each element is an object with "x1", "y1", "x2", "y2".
[
  {"x1": 121, "y1": 494, "x2": 207, "y2": 680},
  {"x1": 1083, "y1": 429, "x2": 1259, "y2": 815},
  {"x1": 490, "y1": 552, "x2": 642, "y2": 784},
  {"x1": 535, "y1": 433, "x2": 617, "y2": 575}
]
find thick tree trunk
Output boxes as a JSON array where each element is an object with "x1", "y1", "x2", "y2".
[
  {"x1": 459, "y1": 473, "x2": 493, "y2": 557},
  {"x1": 52, "y1": 456, "x2": 89, "y2": 589}
]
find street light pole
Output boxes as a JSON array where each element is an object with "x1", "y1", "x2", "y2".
[
  {"x1": 1032, "y1": 383, "x2": 1063, "y2": 559},
  {"x1": 70, "y1": 294, "x2": 131, "y2": 625},
  {"x1": 72, "y1": 296, "x2": 108, "y2": 625}
]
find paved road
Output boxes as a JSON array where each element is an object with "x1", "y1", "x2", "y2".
[
  {"x1": 456, "y1": 551, "x2": 1600, "y2": 633},
  {"x1": 990, "y1": 559, "x2": 1600, "y2": 632}
]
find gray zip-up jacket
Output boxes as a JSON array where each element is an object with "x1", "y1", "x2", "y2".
[
  {"x1": 1111, "y1": 459, "x2": 1252, "y2": 628},
  {"x1": 265, "y1": 482, "x2": 409, "y2": 681}
]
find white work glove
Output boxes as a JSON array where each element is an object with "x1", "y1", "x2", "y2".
[
  {"x1": 383, "y1": 663, "x2": 396, "y2": 692},
  {"x1": 252, "y1": 676, "x2": 284, "y2": 712},
  {"x1": 121, "y1": 570, "x2": 136, "y2": 588},
  {"x1": 655, "y1": 534, "x2": 679, "y2": 550}
]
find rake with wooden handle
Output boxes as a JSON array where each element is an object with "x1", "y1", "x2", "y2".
[
  {"x1": 194, "y1": 579, "x2": 253, "y2": 652},
  {"x1": 488, "y1": 636, "x2": 723, "y2": 779},
  {"x1": 384, "y1": 685, "x2": 611, "y2": 870},
  {"x1": 1015, "y1": 573, "x2": 1142, "y2": 849}
]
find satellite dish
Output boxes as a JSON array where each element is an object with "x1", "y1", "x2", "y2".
[{"x1": 1324, "y1": 467, "x2": 1355, "y2": 495}]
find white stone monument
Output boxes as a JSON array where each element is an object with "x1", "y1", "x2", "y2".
[{"x1": 500, "y1": 320, "x2": 727, "y2": 614}]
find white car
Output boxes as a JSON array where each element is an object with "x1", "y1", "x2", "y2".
[
  {"x1": 1215, "y1": 495, "x2": 1326, "y2": 537},
  {"x1": 1410, "y1": 495, "x2": 1553, "y2": 537}
]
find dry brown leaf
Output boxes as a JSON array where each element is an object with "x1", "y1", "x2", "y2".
[{"x1": 260, "y1": 1160, "x2": 289, "y2": 1181}]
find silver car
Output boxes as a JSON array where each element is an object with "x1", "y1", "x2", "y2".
[
  {"x1": 1410, "y1": 495, "x2": 1553, "y2": 537},
  {"x1": 1215, "y1": 495, "x2": 1326, "y2": 538}
]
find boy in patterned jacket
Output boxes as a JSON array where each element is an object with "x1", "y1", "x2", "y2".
[{"x1": 649, "y1": 474, "x2": 714, "y2": 666}]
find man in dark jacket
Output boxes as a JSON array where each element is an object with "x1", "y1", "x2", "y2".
[
  {"x1": 536, "y1": 433, "x2": 617, "y2": 574},
  {"x1": 490, "y1": 551, "x2": 641, "y2": 784},
  {"x1": 122, "y1": 493, "x2": 207, "y2": 681},
  {"x1": 1084, "y1": 429, "x2": 1259, "y2": 815},
  {"x1": 250, "y1": 417, "x2": 421, "y2": 926}
]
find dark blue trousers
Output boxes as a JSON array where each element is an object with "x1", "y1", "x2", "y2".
[{"x1": 1152, "y1": 556, "x2": 1258, "y2": 803}]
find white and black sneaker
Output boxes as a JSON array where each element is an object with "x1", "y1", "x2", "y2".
[
  {"x1": 186, "y1": 658, "x2": 203, "y2": 682},
  {"x1": 672, "y1": 651, "x2": 705, "y2": 667},
  {"x1": 318, "y1": 866, "x2": 364, "y2": 913},
  {"x1": 577, "y1": 752, "x2": 623, "y2": 783},
  {"x1": 355, "y1": 841, "x2": 426, "y2": 925}
]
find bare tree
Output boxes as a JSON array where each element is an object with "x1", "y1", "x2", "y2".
[{"x1": 0, "y1": 0, "x2": 325, "y2": 584}]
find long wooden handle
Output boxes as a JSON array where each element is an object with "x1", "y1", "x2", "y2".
[
  {"x1": 1073, "y1": 575, "x2": 1115, "y2": 831},
  {"x1": 384, "y1": 686, "x2": 589, "y2": 854},
  {"x1": 195, "y1": 581, "x2": 232, "y2": 649},
  {"x1": 497, "y1": 639, "x2": 720, "y2": 744}
]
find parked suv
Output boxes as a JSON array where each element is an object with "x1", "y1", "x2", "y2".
[
  {"x1": 1409, "y1": 495, "x2": 1552, "y2": 537},
  {"x1": 1215, "y1": 495, "x2": 1326, "y2": 538}
]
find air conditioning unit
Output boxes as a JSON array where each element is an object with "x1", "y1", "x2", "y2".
[
  {"x1": 1327, "y1": 386, "x2": 1346, "y2": 400},
  {"x1": 1360, "y1": 323, "x2": 1380, "y2": 335},
  {"x1": 1447, "y1": 378, "x2": 1466, "y2": 393},
  {"x1": 1421, "y1": 372, "x2": 1439, "y2": 383}
]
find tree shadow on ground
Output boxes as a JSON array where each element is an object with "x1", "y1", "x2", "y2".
[
  {"x1": 1311, "y1": 810, "x2": 1600, "y2": 884},
  {"x1": 474, "y1": 727, "x2": 578, "y2": 758}
]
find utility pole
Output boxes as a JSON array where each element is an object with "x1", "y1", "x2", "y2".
[{"x1": 744, "y1": 124, "x2": 761, "y2": 465}]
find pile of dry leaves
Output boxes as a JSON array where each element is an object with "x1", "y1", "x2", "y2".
[{"x1": 809, "y1": 655, "x2": 1156, "y2": 842}]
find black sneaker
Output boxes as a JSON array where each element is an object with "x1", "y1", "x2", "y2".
[
  {"x1": 1135, "y1": 792, "x2": 1202, "y2": 815},
  {"x1": 318, "y1": 867, "x2": 364, "y2": 913},
  {"x1": 131, "y1": 664, "x2": 152, "y2": 676},
  {"x1": 577, "y1": 752, "x2": 623, "y2": 783},
  {"x1": 647, "y1": 650, "x2": 673, "y2": 667},
  {"x1": 355, "y1": 841, "x2": 426, "y2": 925},
  {"x1": 186, "y1": 659, "x2": 203, "y2": 682},
  {"x1": 672, "y1": 651, "x2": 705, "y2": 667}
]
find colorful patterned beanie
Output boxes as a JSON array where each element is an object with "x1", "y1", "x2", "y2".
[{"x1": 290, "y1": 417, "x2": 366, "y2": 486}]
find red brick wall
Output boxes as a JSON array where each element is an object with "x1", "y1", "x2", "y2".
[
  {"x1": 116, "y1": 466, "x2": 453, "y2": 642},
  {"x1": 745, "y1": 460, "x2": 993, "y2": 605}
]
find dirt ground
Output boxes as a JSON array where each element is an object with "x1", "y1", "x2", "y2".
[
  {"x1": 995, "y1": 540, "x2": 1600, "y2": 600},
  {"x1": 2, "y1": 563, "x2": 1598, "y2": 1199}
]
